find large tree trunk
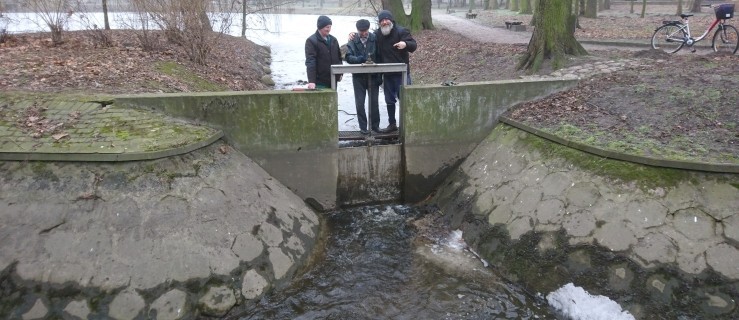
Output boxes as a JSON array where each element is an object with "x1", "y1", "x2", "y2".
[
  {"x1": 102, "y1": 0, "x2": 110, "y2": 30},
  {"x1": 640, "y1": 0, "x2": 647, "y2": 18},
  {"x1": 383, "y1": 0, "x2": 434, "y2": 31},
  {"x1": 518, "y1": 0, "x2": 587, "y2": 72},
  {"x1": 520, "y1": 0, "x2": 532, "y2": 14},
  {"x1": 676, "y1": 0, "x2": 683, "y2": 15},
  {"x1": 410, "y1": 0, "x2": 434, "y2": 30},
  {"x1": 691, "y1": 0, "x2": 703, "y2": 13}
]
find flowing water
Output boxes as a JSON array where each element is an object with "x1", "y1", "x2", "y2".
[
  {"x1": 5, "y1": 13, "x2": 638, "y2": 319},
  {"x1": 226, "y1": 205, "x2": 556, "y2": 319}
]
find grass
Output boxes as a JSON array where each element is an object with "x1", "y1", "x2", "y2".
[{"x1": 155, "y1": 61, "x2": 228, "y2": 92}]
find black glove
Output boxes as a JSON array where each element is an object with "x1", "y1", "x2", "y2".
[{"x1": 357, "y1": 55, "x2": 366, "y2": 63}]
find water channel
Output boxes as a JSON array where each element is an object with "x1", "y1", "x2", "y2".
[
  {"x1": 4, "y1": 13, "x2": 636, "y2": 319},
  {"x1": 224, "y1": 205, "x2": 554, "y2": 319}
]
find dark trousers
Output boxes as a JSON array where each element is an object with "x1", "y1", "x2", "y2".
[
  {"x1": 353, "y1": 74, "x2": 381, "y2": 131},
  {"x1": 382, "y1": 72, "x2": 411, "y2": 125}
]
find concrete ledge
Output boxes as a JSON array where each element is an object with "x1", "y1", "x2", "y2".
[
  {"x1": 0, "y1": 131, "x2": 222, "y2": 162},
  {"x1": 501, "y1": 116, "x2": 739, "y2": 173}
]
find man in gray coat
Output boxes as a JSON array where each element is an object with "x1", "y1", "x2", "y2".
[{"x1": 345, "y1": 19, "x2": 382, "y2": 134}]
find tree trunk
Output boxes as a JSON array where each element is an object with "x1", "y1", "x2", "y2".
[
  {"x1": 102, "y1": 0, "x2": 110, "y2": 30},
  {"x1": 383, "y1": 0, "x2": 408, "y2": 26},
  {"x1": 520, "y1": 0, "x2": 532, "y2": 14},
  {"x1": 640, "y1": 0, "x2": 647, "y2": 18},
  {"x1": 691, "y1": 0, "x2": 703, "y2": 13},
  {"x1": 411, "y1": 0, "x2": 434, "y2": 30},
  {"x1": 511, "y1": 0, "x2": 519, "y2": 12},
  {"x1": 584, "y1": 0, "x2": 597, "y2": 18},
  {"x1": 518, "y1": 0, "x2": 587, "y2": 72},
  {"x1": 384, "y1": 0, "x2": 434, "y2": 31}
]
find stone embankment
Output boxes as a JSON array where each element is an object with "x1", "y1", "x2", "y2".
[
  {"x1": 0, "y1": 140, "x2": 320, "y2": 318},
  {"x1": 433, "y1": 125, "x2": 739, "y2": 318}
]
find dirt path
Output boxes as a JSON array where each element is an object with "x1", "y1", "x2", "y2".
[{"x1": 431, "y1": 13, "x2": 531, "y2": 44}]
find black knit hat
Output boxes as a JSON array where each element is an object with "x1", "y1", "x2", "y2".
[
  {"x1": 378, "y1": 10, "x2": 394, "y2": 22},
  {"x1": 356, "y1": 19, "x2": 370, "y2": 31},
  {"x1": 317, "y1": 15, "x2": 332, "y2": 29}
]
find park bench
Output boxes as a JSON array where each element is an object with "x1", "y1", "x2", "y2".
[
  {"x1": 466, "y1": 12, "x2": 478, "y2": 19},
  {"x1": 505, "y1": 20, "x2": 526, "y2": 31}
]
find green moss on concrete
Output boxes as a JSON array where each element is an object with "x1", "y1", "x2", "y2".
[
  {"x1": 497, "y1": 125, "x2": 695, "y2": 190},
  {"x1": 30, "y1": 162, "x2": 60, "y2": 182},
  {"x1": 543, "y1": 123, "x2": 739, "y2": 165},
  {"x1": 155, "y1": 61, "x2": 228, "y2": 92}
]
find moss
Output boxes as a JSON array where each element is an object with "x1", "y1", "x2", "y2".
[
  {"x1": 510, "y1": 126, "x2": 693, "y2": 190},
  {"x1": 155, "y1": 61, "x2": 228, "y2": 92}
]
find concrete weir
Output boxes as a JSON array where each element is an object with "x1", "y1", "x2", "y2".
[{"x1": 3, "y1": 74, "x2": 737, "y2": 318}]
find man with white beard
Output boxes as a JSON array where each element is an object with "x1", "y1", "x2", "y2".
[{"x1": 374, "y1": 10, "x2": 417, "y2": 133}]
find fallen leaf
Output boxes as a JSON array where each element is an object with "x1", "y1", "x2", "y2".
[{"x1": 52, "y1": 133, "x2": 69, "y2": 140}]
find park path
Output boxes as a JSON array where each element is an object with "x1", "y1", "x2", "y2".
[{"x1": 431, "y1": 13, "x2": 532, "y2": 44}]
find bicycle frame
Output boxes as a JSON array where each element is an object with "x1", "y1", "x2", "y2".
[{"x1": 679, "y1": 16, "x2": 723, "y2": 45}]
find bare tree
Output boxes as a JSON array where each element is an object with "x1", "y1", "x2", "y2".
[
  {"x1": 690, "y1": 0, "x2": 703, "y2": 13},
  {"x1": 239, "y1": 0, "x2": 298, "y2": 37},
  {"x1": 518, "y1": 0, "x2": 587, "y2": 72},
  {"x1": 22, "y1": 0, "x2": 73, "y2": 45}
]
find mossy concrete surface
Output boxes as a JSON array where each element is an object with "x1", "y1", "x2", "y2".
[
  {"x1": 433, "y1": 124, "x2": 739, "y2": 319},
  {"x1": 0, "y1": 94, "x2": 222, "y2": 161},
  {"x1": 0, "y1": 141, "x2": 320, "y2": 319},
  {"x1": 401, "y1": 78, "x2": 578, "y2": 203},
  {"x1": 115, "y1": 90, "x2": 340, "y2": 210}
]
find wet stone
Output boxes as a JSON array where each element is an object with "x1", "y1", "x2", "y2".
[
  {"x1": 607, "y1": 263, "x2": 635, "y2": 292},
  {"x1": 564, "y1": 182, "x2": 600, "y2": 209},
  {"x1": 109, "y1": 289, "x2": 145, "y2": 320},
  {"x1": 63, "y1": 299, "x2": 90, "y2": 319},
  {"x1": 268, "y1": 247, "x2": 294, "y2": 280},
  {"x1": 635, "y1": 232, "x2": 679, "y2": 266},
  {"x1": 242, "y1": 269, "x2": 268, "y2": 300},
  {"x1": 646, "y1": 274, "x2": 679, "y2": 304},
  {"x1": 705, "y1": 243, "x2": 739, "y2": 279},
  {"x1": 565, "y1": 250, "x2": 592, "y2": 274},
  {"x1": 22, "y1": 298, "x2": 48, "y2": 320},
  {"x1": 199, "y1": 286, "x2": 236, "y2": 317},
  {"x1": 701, "y1": 291, "x2": 736, "y2": 316},
  {"x1": 258, "y1": 223, "x2": 283, "y2": 247},
  {"x1": 150, "y1": 289, "x2": 187, "y2": 320},
  {"x1": 672, "y1": 209, "x2": 716, "y2": 241}
]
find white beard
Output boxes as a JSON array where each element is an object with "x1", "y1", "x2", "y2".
[{"x1": 380, "y1": 23, "x2": 393, "y2": 36}]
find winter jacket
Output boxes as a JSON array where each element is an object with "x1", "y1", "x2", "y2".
[
  {"x1": 345, "y1": 33, "x2": 382, "y2": 84},
  {"x1": 305, "y1": 31, "x2": 343, "y2": 86},
  {"x1": 375, "y1": 25, "x2": 417, "y2": 69}
]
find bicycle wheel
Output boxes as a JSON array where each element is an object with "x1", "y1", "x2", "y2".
[
  {"x1": 651, "y1": 24, "x2": 687, "y2": 53},
  {"x1": 712, "y1": 24, "x2": 739, "y2": 54}
]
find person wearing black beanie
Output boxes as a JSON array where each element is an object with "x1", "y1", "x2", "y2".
[
  {"x1": 374, "y1": 9, "x2": 417, "y2": 133},
  {"x1": 305, "y1": 15, "x2": 342, "y2": 89}
]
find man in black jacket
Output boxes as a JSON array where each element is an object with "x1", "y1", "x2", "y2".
[
  {"x1": 305, "y1": 15, "x2": 343, "y2": 89},
  {"x1": 345, "y1": 19, "x2": 382, "y2": 135},
  {"x1": 375, "y1": 9, "x2": 417, "y2": 133}
]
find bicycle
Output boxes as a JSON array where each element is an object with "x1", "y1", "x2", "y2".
[{"x1": 651, "y1": 3, "x2": 738, "y2": 54}]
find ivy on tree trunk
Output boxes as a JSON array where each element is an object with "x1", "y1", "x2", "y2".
[{"x1": 518, "y1": 0, "x2": 587, "y2": 72}]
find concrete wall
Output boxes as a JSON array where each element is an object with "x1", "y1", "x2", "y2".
[
  {"x1": 337, "y1": 145, "x2": 402, "y2": 206},
  {"x1": 401, "y1": 78, "x2": 578, "y2": 203},
  {"x1": 116, "y1": 90, "x2": 339, "y2": 210},
  {"x1": 115, "y1": 79, "x2": 580, "y2": 209}
]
